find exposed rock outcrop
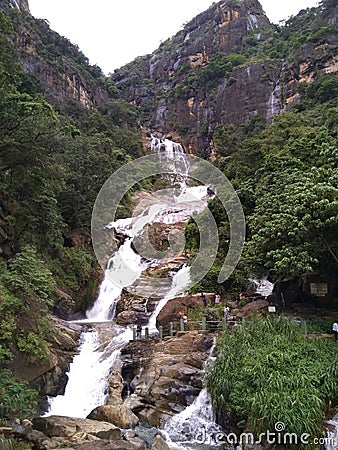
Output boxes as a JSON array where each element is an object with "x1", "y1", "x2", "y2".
[
  {"x1": 10, "y1": 317, "x2": 81, "y2": 413},
  {"x1": 120, "y1": 331, "x2": 215, "y2": 428},
  {"x1": 32, "y1": 416, "x2": 121, "y2": 440},
  {"x1": 113, "y1": 0, "x2": 274, "y2": 152},
  {"x1": 113, "y1": 0, "x2": 338, "y2": 154}
]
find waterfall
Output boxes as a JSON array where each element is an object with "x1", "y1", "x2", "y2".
[
  {"x1": 325, "y1": 414, "x2": 338, "y2": 450},
  {"x1": 86, "y1": 239, "x2": 147, "y2": 321},
  {"x1": 45, "y1": 326, "x2": 133, "y2": 418},
  {"x1": 163, "y1": 339, "x2": 223, "y2": 449},
  {"x1": 250, "y1": 277, "x2": 274, "y2": 298},
  {"x1": 266, "y1": 78, "x2": 281, "y2": 123},
  {"x1": 163, "y1": 389, "x2": 224, "y2": 447},
  {"x1": 45, "y1": 135, "x2": 212, "y2": 420},
  {"x1": 147, "y1": 264, "x2": 191, "y2": 334}
]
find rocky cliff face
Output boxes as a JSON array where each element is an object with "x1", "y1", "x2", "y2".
[
  {"x1": 0, "y1": 0, "x2": 30, "y2": 13},
  {"x1": 113, "y1": 0, "x2": 338, "y2": 154},
  {"x1": 2, "y1": 1, "x2": 110, "y2": 110},
  {"x1": 113, "y1": 0, "x2": 273, "y2": 153}
]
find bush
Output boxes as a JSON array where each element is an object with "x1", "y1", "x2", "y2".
[
  {"x1": 205, "y1": 317, "x2": 338, "y2": 448},
  {"x1": 0, "y1": 369, "x2": 37, "y2": 419}
]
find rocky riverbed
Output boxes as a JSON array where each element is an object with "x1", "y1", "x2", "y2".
[{"x1": 2, "y1": 325, "x2": 215, "y2": 450}]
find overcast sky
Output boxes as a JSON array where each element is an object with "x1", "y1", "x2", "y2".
[{"x1": 29, "y1": 0, "x2": 319, "y2": 74}]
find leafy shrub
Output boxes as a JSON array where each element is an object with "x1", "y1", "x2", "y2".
[
  {"x1": 206, "y1": 317, "x2": 338, "y2": 448},
  {"x1": 0, "y1": 369, "x2": 37, "y2": 419}
]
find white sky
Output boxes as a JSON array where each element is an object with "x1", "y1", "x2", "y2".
[{"x1": 28, "y1": 0, "x2": 319, "y2": 75}]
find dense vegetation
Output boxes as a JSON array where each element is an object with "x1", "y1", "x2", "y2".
[
  {"x1": 185, "y1": 0, "x2": 338, "y2": 293},
  {"x1": 185, "y1": 80, "x2": 338, "y2": 293},
  {"x1": 0, "y1": 7, "x2": 142, "y2": 418},
  {"x1": 0, "y1": 0, "x2": 337, "y2": 426},
  {"x1": 205, "y1": 317, "x2": 338, "y2": 449}
]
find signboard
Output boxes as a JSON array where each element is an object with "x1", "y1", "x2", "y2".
[{"x1": 310, "y1": 283, "x2": 328, "y2": 297}]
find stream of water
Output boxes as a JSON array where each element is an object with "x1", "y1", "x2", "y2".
[{"x1": 45, "y1": 137, "x2": 214, "y2": 437}]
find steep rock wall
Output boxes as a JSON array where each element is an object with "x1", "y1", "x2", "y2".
[{"x1": 113, "y1": 0, "x2": 338, "y2": 154}]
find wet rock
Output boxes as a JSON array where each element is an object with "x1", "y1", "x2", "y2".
[
  {"x1": 151, "y1": 435, "x2": 170, "y2": 450},
  {"x1": 120, "y1": 332, "x2": 214, "y2": 426},
  {"x1": 32, "y1": 416, "x2": 121, "y2": 441},
  {"x1": 115, "y1": 294, "x2": 155, "y2": 326},
  {"x1": 123, "y1": 431, "x2": 146, "y2": 450},
  {"x1": 116, "y1": 311, "x2": 140, "y2": 325},
  {"x1": 88, "y1": 404, "x2": 139, "y2": 429}
]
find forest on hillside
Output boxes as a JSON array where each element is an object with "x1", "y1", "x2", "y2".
[
  {"x1": 0, "y1": 0, "x2": 337, "y2": 422},
  {"x1": 0, "y1": 6, "x2": 144, "y2": 417}
]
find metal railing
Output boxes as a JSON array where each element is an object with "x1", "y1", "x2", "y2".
[
  {"x1": 132, "y1": 317, "x2": 238, "y2": 340},
  {"x1": 132, "y1": 318, "x2": 312, "y2": 341}
]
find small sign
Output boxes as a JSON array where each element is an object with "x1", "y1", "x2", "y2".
[
  {"x1": 310, "y1": 282, "x2": 328, "y2": 297},
  {"x1": 268, "y1": 306, "x2": 276, "y2": 313}
]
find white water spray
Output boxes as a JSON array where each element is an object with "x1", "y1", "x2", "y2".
[
  {"x1": 325, "y1": 414, "x2": 338, "y2": 450},
  {"x1": 46, "y1": 327, "x2": 132, "y2": 418},
  {"x1": 148, "y1": 264, "x2": 191, "y2": 334},
  {"x1": 250, "y1": 277, "x2": 274, "y2": 298},
  {"x1": 163, "y1": 388, "x2": 223, "y2": 447}
]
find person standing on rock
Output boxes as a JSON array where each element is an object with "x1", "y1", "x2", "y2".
[
  {"x1": 215, "y1": 294, "x2": 220, "y2": 304},
  {"x1": 201, "y1": 292, "x2": 207, "y2": 307}
]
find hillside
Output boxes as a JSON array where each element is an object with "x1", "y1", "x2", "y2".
[
  {"x1": 0, "y1": 0, "x2": 143, "y2": 418},
  {"x1": 113, "y1": 0, "x2": 337, "y2": 155},
  {"x1": 0, "y1": 0, "x2": 337, "y2": 423}
]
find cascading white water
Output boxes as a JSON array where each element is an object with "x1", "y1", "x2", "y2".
[
  {"x1": 86, "y1": 239, "x2": 147, "y2": 321},
  {"x1": 163, "y1": 388, "x2": 224, "y2": 448},
  {"x1": 250, "y1": 277, "x2": 274, "y2": 298},
  {"x1": 46, "y1": 326, "x2": 133, "y2": 418},
  {"x1": 45, "y1": 136, "x2": 212, "y2": 420},
  {"x1": 267, "y1": 78, "x2": 281, "y2": 123},
  {"x1": 325, "y1": 414, "x2": 338, "y2": 450},
  {"x1": 148, "y1": 264, "x2": 191, "y2": 334}
]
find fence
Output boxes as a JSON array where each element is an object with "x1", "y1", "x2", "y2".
[
  {"x1": 132, "y1": 318, "x2": 311, "y2": 341},
  {"x1": 132, "y1": 317, "x2": 238, "y2": 341}
]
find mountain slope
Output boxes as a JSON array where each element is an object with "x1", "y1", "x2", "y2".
[{"x1": 112, "y1": 0, "x2": 337, "y2": 155}]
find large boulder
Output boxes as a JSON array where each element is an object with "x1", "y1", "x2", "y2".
[
  {"x1": 151, "y1": 435, "x2": 170, "y2": 450},
  {"x1": 88, "y1": 404, "x2": 139, "y2": 429},
  {"x1": 115, "y1": 294, "x2": 155, "y2": 326},
  {"x1": 156, "y1": 293, "x2": 215, "y2": 328},
  {"x1": 235, "y1": 299, "x2": 269, "y2": 319},
  {"x1": 32, "y1": 416, "x2": 121, "y2": 441}
]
